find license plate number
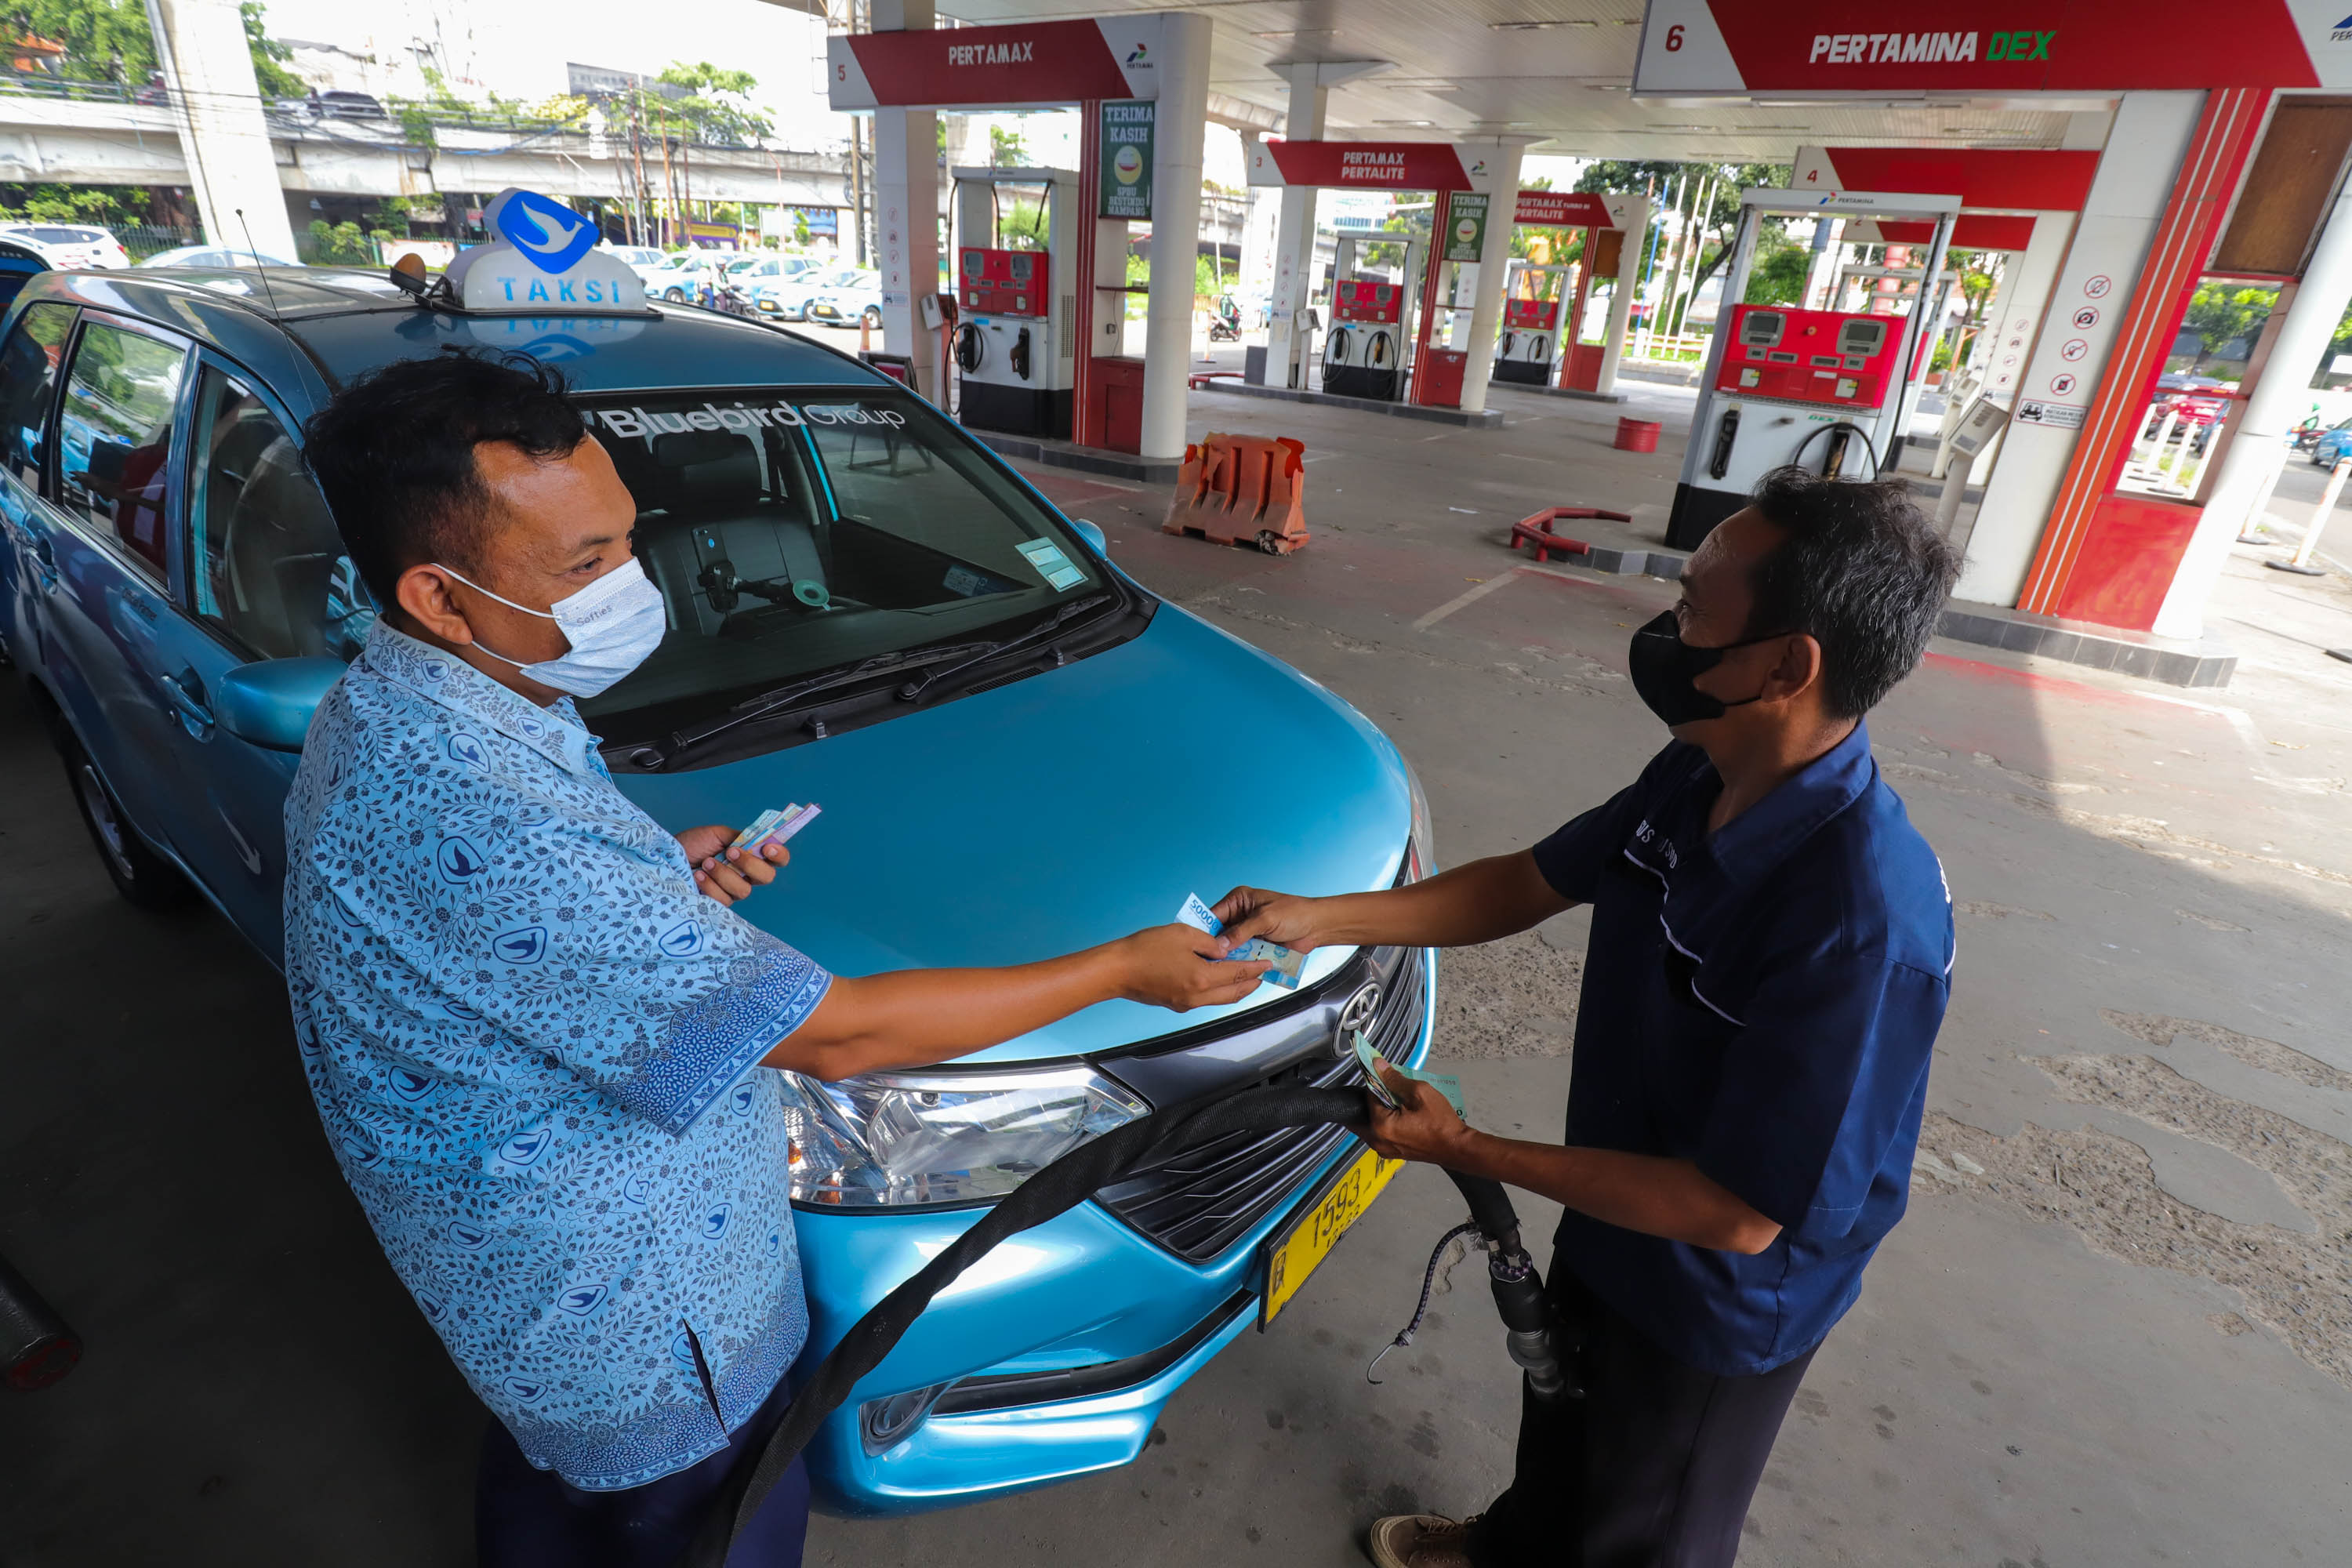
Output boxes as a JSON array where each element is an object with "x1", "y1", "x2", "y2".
[{"x1": 1258, "y1": 1144, "x2": 1403, "y2": 1329}]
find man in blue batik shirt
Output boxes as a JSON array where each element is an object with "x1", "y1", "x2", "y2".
[{"x1": 291, "y1": 350, "x2": 1267, "y2": 1567}]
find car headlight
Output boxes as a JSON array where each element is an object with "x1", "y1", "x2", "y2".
[
  {"x1": 775, "y1": 1065, "x2": 1149, "y2": 1208},
  {"x1": 1404, "y1": 757, "x2": 1436, "y2": 880}
]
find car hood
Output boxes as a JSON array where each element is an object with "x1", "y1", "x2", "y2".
[{"x1": 614, "y1": 602, "x2": 1411, "y2": 1064}]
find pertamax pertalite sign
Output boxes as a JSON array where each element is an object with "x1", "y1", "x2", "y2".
[
  {"x1": 829, "y1": 16, "x2": 1166, "y2": 110},
  {"x1": 1245, "y1": 140, "x2": 1508, "y2": 194},
  {"x1": 1514, "y1": 191, "x2": 1642, "y2": 229},
  {"x1": 1634, "y1": 0, "x2": 2348, "y2": 95}
]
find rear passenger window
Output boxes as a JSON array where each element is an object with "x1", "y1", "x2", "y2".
[
  {"x1": 56, "y1": 321, "x2": 185, "y2": 582},
  {"x1": 189, "y1": 367, "x2": 372, "y2": 661},
  {"x1": 0, "y1": 302, "x2": 73, "y2": 488}
]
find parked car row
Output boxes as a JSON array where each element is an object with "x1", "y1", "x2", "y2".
[
  {"x1": 0, "y1": 256, "x2": 1433, "y2": 1515},
  {"x1": 0, "y1": 223, "x2": 129, "y2": 271}
]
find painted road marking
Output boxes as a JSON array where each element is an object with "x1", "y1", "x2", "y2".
[{"x1": 1412, "y1": 573, "x2": 1518, "y2": 630}]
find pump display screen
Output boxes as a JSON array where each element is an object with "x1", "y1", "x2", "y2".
[
  {"x1": 1837, "y1": 318, "x2": 1889, "y2": 356},
  {"x1": 962, "y1": 249, "x2": 985, "y2": 276},
  {"x1": 958, "y1": 246, "x2": 1051, "y2": 318},
  {"x1": 1714, "y1": 303, "x2": 1903, "y2": 410},
  {"x1": 1331, "y1": 278, "x2": 1406, "y2": 325}
]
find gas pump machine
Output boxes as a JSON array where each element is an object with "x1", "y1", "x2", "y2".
[
  {"x1": 951, "y1": 166, "x2": 1078, "y2": 441},
  {"x1": 1320, "y1": 235, "x2": 1420, "y2": 401},
  {"x1": 1667, "y1": 190, "x2": 1958, "y2": 550},
  {"x1": 1495, "y1": 260, "x2": 1570, "y2": 387}
]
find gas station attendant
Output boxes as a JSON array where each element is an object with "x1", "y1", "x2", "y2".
[
  {"x1": 285, "y1": 348, "x2": 1267, "y2": 1567},
  {"x1": 1216, "y1": 467, "x2": 1962, "y2": 1568}
]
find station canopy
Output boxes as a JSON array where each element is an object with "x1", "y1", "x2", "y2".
[{"x1": 843, "y1": 1, "x2": 2087, "y2": 161}]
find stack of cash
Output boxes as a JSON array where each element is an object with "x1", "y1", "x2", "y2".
[
  {"x1": 729, "y1": 803, "x2": 822, "y2": 857},
  {"x1": 1174, "y1": 892, "x2": 1306, "y2": 989}
]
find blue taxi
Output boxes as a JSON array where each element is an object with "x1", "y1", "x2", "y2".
[{"x1": 0, "y1": 201, "x2": 1436, "y2": 1513}]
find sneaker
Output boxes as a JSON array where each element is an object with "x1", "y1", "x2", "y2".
[{"x1": 1367, "y1": 1513, "x2": 1474, "y2": 1568}]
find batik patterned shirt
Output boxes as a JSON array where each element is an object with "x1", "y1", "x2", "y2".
[{"x1": 282, "y1": 621, "x2": 831, "y2": 1489}]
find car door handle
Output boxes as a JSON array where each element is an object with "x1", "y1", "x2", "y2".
[
  {"x1": 27, "y1": 535, "x2": 58, "y2": 590},
  {"x1": 158, "y1": 672, "x2": 216, "y2": 740}
]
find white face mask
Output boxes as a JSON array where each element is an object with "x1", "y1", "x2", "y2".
[{"x1": 437, "y1": 557, "x2": 667, "y2": 699}]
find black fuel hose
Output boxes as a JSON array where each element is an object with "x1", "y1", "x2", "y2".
[
  {"x1": 681, "y1": 1080, "x2": 1541, "y2": 1566},
  {"x1": 0, "y1": 1250, "x2": 81, "y2": 1392}
]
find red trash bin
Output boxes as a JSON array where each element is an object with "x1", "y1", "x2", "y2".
[{"x1": 1614, "y1": 417, "x2": 1661, "y2": 453}]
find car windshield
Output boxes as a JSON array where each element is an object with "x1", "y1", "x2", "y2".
[{"x1": 575, "y1": 386, "x2": 1117, "y2": 749}]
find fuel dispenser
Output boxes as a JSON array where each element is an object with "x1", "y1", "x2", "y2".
[
  {"x1": 950, "y1": 165, "x2": 1078, "y2": 441},
  {"x1": 1319, "y1": 234, "x2": 1420, "y2": 401},
  {"x1": 1495, "y1": 260, "x2": 1571, "y2": 387},
  {"x1": 1666, "y1": 189, "x2": 1958, "y2": 550}
]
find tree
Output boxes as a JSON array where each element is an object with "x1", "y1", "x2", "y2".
[
  {"x1": 1577, "y1": 160, "x2": 1789, "y2": 332},
  {"x1": 2179, "y1": 283, "x2": 2274, "y2": 371},
  {"x1": 655, "y1": 62, "x2": 771, "y2": 147},
  {"x1": 238, "y1": 1, "x2": 301, "y2": 96},
  {"x1": 1744, "y1": 230, "x2": 1811, "y2": 306},
  {"x1": 989, "y1": 123, "x2": 1029, "y2": 169}
]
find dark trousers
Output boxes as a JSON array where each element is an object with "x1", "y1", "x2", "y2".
[
  {"x1": 1465, "y1": 1267, "x2": 1815, "y2": 1568},
  {"x1": 476, "y1": 1374, "x2": 811, "y2": 1568}
]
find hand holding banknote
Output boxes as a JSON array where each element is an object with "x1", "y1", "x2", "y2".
[
  {"x1": 679, "y1": 823, "x2": 788, "y2": 906},
  {"x1": 1207, "y1": 885, "x2": 1327, "y2": 953}
]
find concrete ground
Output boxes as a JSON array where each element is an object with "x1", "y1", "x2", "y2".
[{"x1": 6, "y1": 363, "x2": 2352, "y2": 1566}]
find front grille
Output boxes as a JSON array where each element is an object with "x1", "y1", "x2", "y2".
[{"x1": 1094, "y1": 944, "x2": 1428, "y2": 1261}]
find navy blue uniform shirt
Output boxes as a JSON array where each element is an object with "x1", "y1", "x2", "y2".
[{"x1": 1532, "y1": 722, "x2": 1952, "y2": 1377}]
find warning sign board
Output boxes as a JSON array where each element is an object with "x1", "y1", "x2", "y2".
[{"x1": 2016, "y1": 400, "x2": 2085, "y2": 430}]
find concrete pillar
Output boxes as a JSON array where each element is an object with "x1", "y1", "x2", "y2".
[
  {"x1": 869, "y1": 0, "x2": 941, "y2": 402},
  {"x1": 1955, "y1": 92, "x2": 2205, "y2": 607},
  {"x1": 1264, "y1": 66, "x2": 1327, "y2": 390},
  {"x1": 1594, "y1": 196, "x2": 1647, "y2": 398},
  {"x1": 2154, "y1": 176, "x2": 2352, "y2": 637},
  {"x1": 1454, "y1": 141, "x2": 1526, "y2": 416},
  {"x1": 144, "y1": 0, "x2": 298, "y2": 260},
  {"x1": 1136, "y1": 12, "x2": 1211, "y2": 462}
]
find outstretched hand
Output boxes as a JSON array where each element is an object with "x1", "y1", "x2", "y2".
[
  {"x1": 677, "y1": 824, "x2": 789, "y2": 907},
  {"x1": 1209, "y1": 886, "x2": 1325, "y2": 951},
  {"x1": 1116, "y1": 923, "x2": 1271, "y2": 1011}
]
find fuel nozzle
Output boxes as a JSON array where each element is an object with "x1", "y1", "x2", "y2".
[{"x1": 1447, "y1": 1171, "x2": 1580, "y2": 1403}]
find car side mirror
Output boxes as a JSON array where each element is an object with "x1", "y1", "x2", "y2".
[
  {"x1": 1071, "y1": 517, "x2": 1108, "y2": 555},
  {"x1": 216, "y1": 657, "x2": 347, "y2": 752}
]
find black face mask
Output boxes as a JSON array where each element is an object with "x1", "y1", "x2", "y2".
[{"x1": 1627, "y1": 609, "x2": 1786, "y2": 728}]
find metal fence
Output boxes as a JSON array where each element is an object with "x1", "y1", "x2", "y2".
[{"x1": 114, "y1": 224, "x2": 201, "y2": 261}]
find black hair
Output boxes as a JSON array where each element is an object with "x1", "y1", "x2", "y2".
[
  {"x1": 1746, "y1": 466, "x2": 1961, "y2": 719},
  {"x1": 303, "y1": 346, "x2": 586, "y2": 607}
]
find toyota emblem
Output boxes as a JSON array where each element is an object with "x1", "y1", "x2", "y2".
[{"x1": 1334, "y1": 981, "x2": 1384, "y2": 1057}]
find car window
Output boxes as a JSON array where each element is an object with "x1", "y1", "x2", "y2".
[
  {"x1": 56, "y1": 320, "x2": 184, "y2": 582},
  {"x1": 577, "y1": 387, "x2": 1105, "y2": 740},
  {"x1": 0, "y1": 302, "x2": 74, "y2": 489},
  {"x1": 188, "y1": 366, "x2": 372, "y2": 661}
]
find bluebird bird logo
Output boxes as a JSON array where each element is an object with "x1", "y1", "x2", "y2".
[
  {"x1": 339, "y1": 1133, "x2": 383, "y2": 1168},
  {"x1": 670, "y1": 1330, "x2": 699, "y2": 1370},
  {"x1": 448, "y1": 1219, "x2": 491, "y2": 1250},
  {"x1": 493, "y1": 926, "x2": 548, "y2": 964},
  {"x1": 502, "y1": 1375, "x2": 548, "y2": 1404},
  {"x1": 701, "y1": 1203, "x2": 732, "y2": 1240},
  {"x1": 729, "y1": 1081, "x2": 759, "y2": 1116},
  {"x1": 446, "y1": 732, "x2": 488, "y2": 769},
  {"x1": 437, "y1": 999, "x2": 485, "y2": 1023},
  {"x1": 388, "y1": 1067, "x2": 437, "y2": 1103},
  {"x1": 622, "y1": 1173, "x2": 655, "y2": 1207},
  {"x1": 491, "y1": 189, "x2": 600, "y2": 274},
  {"x1": 659, "y1": 920, "x2": 704, "y2": 958},
  {"x1": 518, "y1": 332, "x2": 598, "y2": 363},
  {"x1": 767, "y1": 1229, "x2": 782, "y2": 1257},
  {"x1": 557, "y1": 1283, "x2": 608, "y2": 1317},
  {"x1": 497, "y1": 1127, "x2": 554, "y2": 1168},
  {"x1": 436, "y1": 836, "x2": 487, "y2": 882},
  {"x1": 416, "y1": 1288, "x2": 445, "y2": 1323}
]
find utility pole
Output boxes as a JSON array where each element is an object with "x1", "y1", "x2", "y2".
[
  {"x1": 848, "y1": 114, "x2": 867, "y2": 266},
  {"x1": 630, "y1": 89, "x2": 649, "y2": 246}
]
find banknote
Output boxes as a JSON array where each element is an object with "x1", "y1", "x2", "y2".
[
  {"x1": 731, "y1": 804, "x2": 821, "y2": 856},
  {"x1": 1352, "y1": 1030, "x2": 1465, "y2": 1117},
  {"x1": 1174, "y1": 893, "x2": 1305, "y2": 989}
]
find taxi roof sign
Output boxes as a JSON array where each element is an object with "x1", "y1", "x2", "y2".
[{"x1": 441, "y1": 188, "x2": 649, "y2": 315}]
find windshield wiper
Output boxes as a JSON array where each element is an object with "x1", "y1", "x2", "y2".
[
  {"x1": 894, "y1": 595, "x2": 1113, "y2": 706},
  {"x1": 656, "y1": 643, "x2": 993, "y2": 764}
]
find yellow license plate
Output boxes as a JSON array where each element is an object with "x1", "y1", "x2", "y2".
[{"x1": 1259, "y1": 1144, "x2": 1404, "y2": 1328}]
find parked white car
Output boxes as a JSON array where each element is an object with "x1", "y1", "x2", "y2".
[
  {"x1": 760, "y1": 264, "x2": 869, "y2": 324},
  {"x1": 804, "y1": 268, "x2": 883, "y2": 329},
  {"x1": 0, "y1": 224, "x2": 129, "y2": 271},
  {"x1": 136, "y1": 245, "x2": 295, "y2": 269},
  {"x1": 598, "y1": 245, "x2": 671, "y2": 286},
  {"x1": 641, "y1": 250, "x2": 719, "y2": 302}
]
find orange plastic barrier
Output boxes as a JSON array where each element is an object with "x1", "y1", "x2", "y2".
[{"x1": 1162, "y1": 433, "x2": 1311, "y2": 555}]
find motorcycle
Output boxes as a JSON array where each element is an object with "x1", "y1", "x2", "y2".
[{"x1": 1207, "y1": 293, "x2": 1243, "y2": 343}]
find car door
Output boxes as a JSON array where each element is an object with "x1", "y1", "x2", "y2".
[
  {"x1": 146, "y1": 358, "x2": 370, "y2": 950},
  {"x1": 0, "y1": 300, "x2": 73, "y2": 673},
  {"x1": 40, "y1": 310, "x2": 194, "y2": 859}
]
